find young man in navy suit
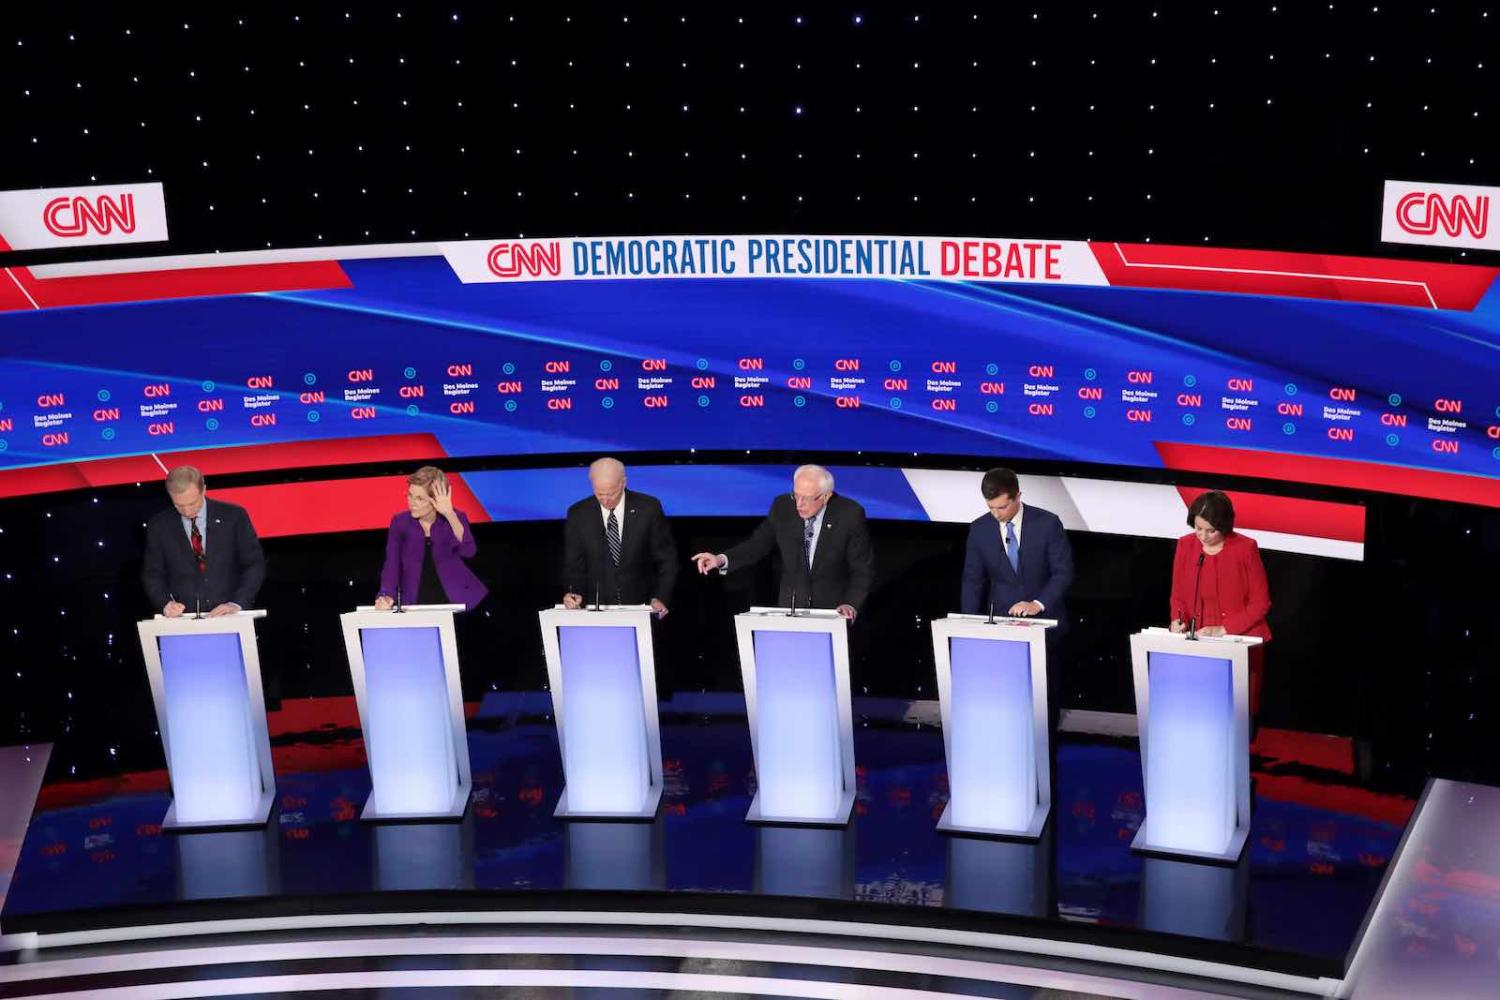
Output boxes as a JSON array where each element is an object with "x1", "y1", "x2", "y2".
[
  {"x1": 961, "y1": 467, "x2": 1074, "y2": 734},
  {"x1": 960, "y1": 467, "x2": 1074, "y2": 622}
]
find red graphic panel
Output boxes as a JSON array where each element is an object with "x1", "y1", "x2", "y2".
[
  {"x1": 213, "y1": 472, "x2": 490, "y2": 538},
  {"x1": 1157, "y1": 441, "x2": 1500, "y2": 508},
  {"x1": 0, "y1": 260, "x2": 350, "y2": 312},
  {"x1": 1176, "y1": 486, "x2": 1366, "y2": 543},
  {"x1": 0, "y1": 434, "x2": 449, "y2": 499},
  {"x1": 1093, "y1": 242, "x2": 1499, "y2": 311}
]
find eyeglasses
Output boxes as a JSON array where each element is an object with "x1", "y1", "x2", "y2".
[{"x1": 791, "y1": 491, "x2": 828, "y2": 504}]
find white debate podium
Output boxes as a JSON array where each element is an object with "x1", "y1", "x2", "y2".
[
  {"x1": 735, "y1": 608, "x2": 856, "y2": 826},
  {"x1": 340, "y1": 605, "x2": 473, "y2": 821},
  {"x1": 136, "y1": 610, "x2": 276, "y2": 830},
  {"x1": 1130, "y1": 627, "x2": 1262, "y2": 863},
  {"x1": 539, "y1": 605, "x2": 665, "y2": 820},
  {"x1": 930, "y1": 613, "x2": 1057, "y2": 839}
]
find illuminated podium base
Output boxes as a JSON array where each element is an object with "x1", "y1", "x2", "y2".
[
  {"x1": 931, "y1": 614, "x2": 1056, "y2": 840},
  {"x1": 137, "y1": 611, "x2": 277, "y2": 832},
  {"x1": 539, "y1": 606, "x2": 665, "y2": 821},
  {"x1": 1130, "y1": 628, "x2": 1260, "y2": 864},
  {"x1": 341, "y1": 605, "x2": 473, "y2": 822},
  {"x1": 736, "y1": 608, "x2": 857, "y2": 827}
]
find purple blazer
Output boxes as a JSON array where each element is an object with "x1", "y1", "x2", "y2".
[{"x1": 376, "y1": 510, "x2": 488, "y2": 611}]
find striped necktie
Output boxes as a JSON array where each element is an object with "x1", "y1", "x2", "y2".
[{"x1": 606, "y1": 509, "x2": 621, "y2": 566}]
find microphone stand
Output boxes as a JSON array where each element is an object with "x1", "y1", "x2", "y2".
[
  {"x1": 591, "y1": 549, "x2": 603, "y2": 612},
  {"x1": 1187, "y1": 552, "x2": 1205, "y2": 640},
  {"x1": 393, "y1": 585, "x2": 404, "y2": 614},
  {"x1": 986, "y1": 597, "x2": 996, "y2": 625}
]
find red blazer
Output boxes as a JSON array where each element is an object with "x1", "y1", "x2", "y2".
[{"x1": 1169, "y1": 531, "x2": 1272, "y2": 640}]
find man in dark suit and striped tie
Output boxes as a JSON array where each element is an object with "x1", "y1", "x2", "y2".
[{"x1": 561, "y1": 458, "x2": 679, "y2": 616}]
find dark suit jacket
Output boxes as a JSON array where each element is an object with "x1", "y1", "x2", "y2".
[
  {"x1": 142, "y1": 498, "x2": 266, "y2": 613},
  {"x1": 725, "y1": 492, "x2": 874, "y2": 612},
  {"x1": 960, "y1": 504, "x2": 1074, "y2": 621},
  {"x1": 563, "y1": 490, "x2": 678, "y2": 606}
]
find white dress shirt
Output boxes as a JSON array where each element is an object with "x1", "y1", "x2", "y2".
[{"x1": 600, "y1": 491, "x2": 626, "y2": 537}]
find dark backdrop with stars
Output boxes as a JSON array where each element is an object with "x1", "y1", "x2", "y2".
[{"x1": 0, "y1": 5, "x2": 1497, "y2": 788}]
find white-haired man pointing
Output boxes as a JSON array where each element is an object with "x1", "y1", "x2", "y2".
[{"x1": 693, "y1": 464, "x2": 873, "y2": 621}]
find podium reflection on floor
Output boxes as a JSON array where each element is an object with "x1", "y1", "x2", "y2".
[
  {"x1": 754, "y1": 823, "x2": 856, "y2": 900},
  {"x1": 565, "y1": 819, "x2": 666, "y2": 892},
  {"x1": 944, "y1": 822, "x2": 1055, "y2": 919},
  {"x1": 374, "y1": 813, "x2": 477, "y2": 892},
  {"x1": 1139, "y1": 850, "x2": 1248, "y2": 942},
  {"x1": 175, "y1": 824, "x2": 281, "y2": 902}
]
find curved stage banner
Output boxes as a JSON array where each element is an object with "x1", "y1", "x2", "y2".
[{"x1": 0, "y1": 234, "x2": 1497, "y2": 508}]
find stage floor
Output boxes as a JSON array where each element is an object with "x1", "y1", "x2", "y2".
[{"x1": 0, "y1": 693, "x2": 1413, "y2": 979}]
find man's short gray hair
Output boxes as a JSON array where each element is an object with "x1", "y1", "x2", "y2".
[
  {"x1": 165, "y1": 466, "x2": 204, "y2": 494},
  {"x1": 792, "y1": 464, "x2": 834, "y2": 493},
  {"x1": 589, "y1": 457, "x2": 626, "y2": 482}
]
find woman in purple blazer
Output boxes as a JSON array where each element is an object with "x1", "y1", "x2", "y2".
[{"x1": 374, "y1": 466, "x2": 488, "y2": 611}]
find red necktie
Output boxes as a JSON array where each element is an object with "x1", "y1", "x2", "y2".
[{"x1": 190, "y1": 519, "x2": 205, "y2": 573}]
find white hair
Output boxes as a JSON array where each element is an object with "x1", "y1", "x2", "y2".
[
  {"x1": 793, "y1": 464, "x2": 834, "y2": 493},
  {"x1": 588, "y1": 457, "x2": 626, "y2": 482}
]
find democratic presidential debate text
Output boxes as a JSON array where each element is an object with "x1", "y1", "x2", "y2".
[{"x1": 443, "y1": 234, "x2": 1104, "y2": 285}]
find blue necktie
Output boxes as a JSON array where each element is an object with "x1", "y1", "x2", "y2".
[
  {"x1": 1005, "y1": 520, "x2": 1019, "y2": 574},
  {"x1": 804, "y1": 517, "x2": 816, "y2": 568}
]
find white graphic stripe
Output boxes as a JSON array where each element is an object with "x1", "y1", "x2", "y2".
[
  {"x1": 900, "y1": 468, "x2": 1363, "y2": 561},
  {"x1": 3, "y1": 268, "x2": 39, "y2": 309}
]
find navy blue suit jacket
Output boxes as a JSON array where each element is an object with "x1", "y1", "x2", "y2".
[{"x1": 960, "y1": 504, "x2": 1074, "y2": 621}]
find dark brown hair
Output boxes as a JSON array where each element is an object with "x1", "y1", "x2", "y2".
[
  {"x1": 980, "y1": 467, "x2": 1021, "y2": 501},
  {"x1": 1187, "y1": 490, "x2": 1236, "y2": 534}
]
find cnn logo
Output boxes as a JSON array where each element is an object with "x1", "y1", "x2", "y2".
[
  {"x1": 486, "y1": 241, "x2": 562, "y2": 278},
  {"x1": 42, "y1": 193, "x2": 136, "y2": 238},
  {"x1": 1395, "y1": 191, "x2": 1489, "y2": 239}
]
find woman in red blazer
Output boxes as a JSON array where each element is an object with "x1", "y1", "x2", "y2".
[{"x1": 1169, "y1": 491, "x2": 1272, "y2": 713}]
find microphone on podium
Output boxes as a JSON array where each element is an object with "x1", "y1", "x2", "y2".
[
  {"x1": 1188, "y1": 552, "x2": 1205, "y2": 640},
  {"x1": 591, "y1": 550, "x2": 604, "y2": 612}
]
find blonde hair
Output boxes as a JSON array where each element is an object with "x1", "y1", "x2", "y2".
[{"x1": 407, "y1": 465, "x2": 447, "y2": 498}]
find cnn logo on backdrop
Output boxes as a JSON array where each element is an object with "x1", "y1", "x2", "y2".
[
  {"x1": 1383, "y1": 180, "x2": 1499, "y2": 251},
  {"x1": 486, "y1": 241, "x2": 563, "y2": 278},
  {"x1": 0, "y1": 182, "x2": 168, "y2": 250},
  {"x1": 43, "y1": 192, "x2": 136, "y2": 238}
]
